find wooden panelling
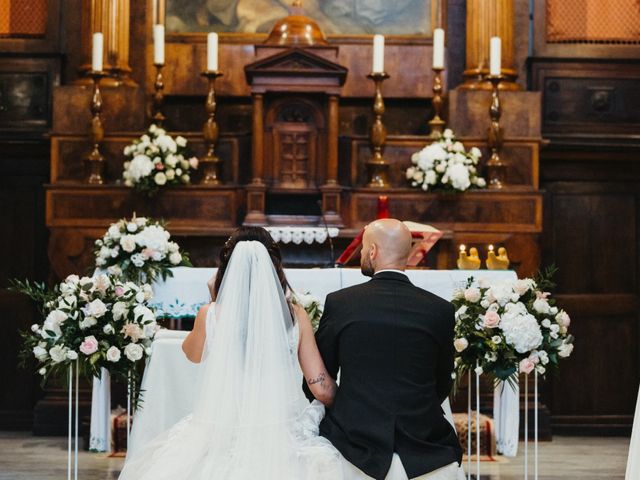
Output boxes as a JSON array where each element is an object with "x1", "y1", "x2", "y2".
[{"x1": 541, "y1": 153, "x2": 640, "y2": 435}]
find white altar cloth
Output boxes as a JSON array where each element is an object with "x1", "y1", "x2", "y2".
[{"x1": 92, "y1": 267, "x2": 518, "y2": 469}]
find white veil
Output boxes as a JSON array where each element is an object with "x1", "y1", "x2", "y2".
[
  {"x1": 191, "y1": 241, "x2": 306, "y2": 478},
  {"x1": 120, "y1": 241, "x2": 343, "y2": 480}
]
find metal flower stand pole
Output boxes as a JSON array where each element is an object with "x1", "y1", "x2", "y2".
[
  {"x1": 467, "y1": 362, "x2": 481, "y2": 479},
  {"x1": 523, "y1": 371, "x2": 540, "y2": 480},
  {"x1": 67, "y1": 360, "x2": 79, "y2": 480}
]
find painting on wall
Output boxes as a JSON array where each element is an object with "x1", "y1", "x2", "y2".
[{"x1": 166, "y1": 0, "x2": 434, "y2": 36}]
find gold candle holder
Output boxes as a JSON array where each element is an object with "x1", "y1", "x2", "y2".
[
  {"x1": 486, "y1": 244, "x2": 510, "y2": 270},
  {"x1": 85, "y1": 71, "x2": 107, "y2": 184},
  {"x1": 486, "y1": 75, "x2": 507, "y2": 189},
  {"x1": 152, "y1": 63, "x2": 166, "y2": 126},
  {"x1": 200, "y1": 70, "x2": 224, "y2": 185},
  {"x1": 366, "y1": 72, "x2": 390, "y2": 188},
  {"x1": 429, "y1": 66, "x2": 445, "y2": 138}
]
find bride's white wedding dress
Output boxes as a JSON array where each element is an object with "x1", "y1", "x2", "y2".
[{"x1": 119, "y1": 242, "x2": 343, "y2": 480}]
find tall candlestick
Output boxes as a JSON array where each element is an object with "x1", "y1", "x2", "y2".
[
  {"x1": 490, "y1": 36, "x2": 501, "y2": 77},
  {"x1": 365, "y1": 72, "x2": 390, "y2": 188},
  {"x1": 372, "y1": 34, "x2": 384, "y2": 73},
  {"x1": 92, "y1": 32, "x2": 104, "y2": 72},
  {"x1": 433, "y1": 28, "x2": 445, "y2": 69},
  {"x1": 85, "y1": 71, "x2": 107, "y2": 184},
  {"x1": 207, "y1": 32, "x2": 218, "y2": 71},
  {"x1": 200, "y1": 70, "x2": 224, "y2": 184},
  {"x1": 153, "y1": 24, "x2": 165, "y2": 65}
]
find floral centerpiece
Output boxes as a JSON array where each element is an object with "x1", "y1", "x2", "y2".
[
  {"x1": 122, "y1": 124, "x2": 199, "y2": 196},
  {"x1": 451, "y1": 268, "x2": 574, "y2": 388},
  {"x1": 94, "y1": 215, "x2": 192, "y2": 284},
  {"x1": 13, "y1": 274, "x2": 159, "y2": 403},
  {"x1": 406, "y1": 128, "x2": 486, "y2": 192},
  {"x1": 291, "y1": 291, "x2": 323, "y2": 331}
]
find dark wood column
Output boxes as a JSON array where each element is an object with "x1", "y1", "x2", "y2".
[{"x1": 244, "y1": 92, "x2": 268, "y2": 225}]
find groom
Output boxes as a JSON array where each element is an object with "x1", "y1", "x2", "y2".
[{"x1": 306, "y1": 218, "x2": 462, "y2": 480}]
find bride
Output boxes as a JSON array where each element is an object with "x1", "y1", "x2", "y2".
[{"x1": 119, "y1": 227, "x2": 344, "y2": 479}]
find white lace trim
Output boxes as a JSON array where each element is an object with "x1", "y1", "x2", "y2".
[{"x1": 266, "y1": 227, "x2": 339, "y2": 245}]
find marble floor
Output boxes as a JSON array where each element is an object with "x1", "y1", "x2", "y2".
[{"x1": 0, "y1": 432, "x2": 630, "y2": 480}]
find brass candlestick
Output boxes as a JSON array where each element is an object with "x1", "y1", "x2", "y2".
[
  {"x1": 429, "y1": 66, "x2": 445, "y2": 138},
  {"x1": 486, "y1": 75, "x2": 507, "y2": 189},
  {"x1": 152, "y1": 63, "x2": 166, "y2": 126},
  {"x1": 200, "y1": 70, "x2": 224, "y2": 185},
  {"x1": 85, "y1": 71, "x2": 107, "y2": 184},
  {"x1": 366, "y1": 72, "x2": 390, "y2": 188}
]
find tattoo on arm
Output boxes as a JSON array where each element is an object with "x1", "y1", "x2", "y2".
[{"x1": 308, "y1": 373, "x2": 326, "y2": 386}]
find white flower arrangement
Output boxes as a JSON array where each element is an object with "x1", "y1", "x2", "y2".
[
  {"x1": 291, "y1": 290, "x2": 323, "y2": 332},
  {"x1": 406, "y1": 129, "x2": 486, "y2": 192},
  {"x1": 94, "y1": 215, "x2": 192, "y2": 284},
  {"x1": 122, "y1": 124, "x2": 198, "y2": 196},
  {"x1": 451, "y1": 267, "x2": 574, "y2": 387},
  {"x1": 13, "y1": 274, "x2": 159, "y2": 404}
]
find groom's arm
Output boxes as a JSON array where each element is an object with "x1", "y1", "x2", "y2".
[
  {"x1": 303, "y1": 293, "x2": 340, "y2": 402},
  {"x1": 436, "y1": 303, "x2": 456, "y2": 403}
]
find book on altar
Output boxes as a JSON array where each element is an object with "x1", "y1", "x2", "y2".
[{"x1": 336, "y1": 221, "x2": 443, "y2": 267}]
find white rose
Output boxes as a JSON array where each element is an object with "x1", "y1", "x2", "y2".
[
  {"x1": 93, "y1": 274, "x2": 111, "y2": 294},
  {"x1": 127, "y1": 222, "x2": 138, "y2": 233},
  {"x1": 39, "y1": 368, "x2": 47, "y2": 376},
  {"x1": 66, "y1": 350, "x2": 78, "y2": 361},
  {"x1": 154, "y1": 172, "x2": 167, "y2": 186},
  {"x1": 87, "y1": 299, "x2": 108, "y2": 318},
  {"x1": 165, "y1": 154, "x2": 178, "y2": 167},
  {"x1": 107, "y1": 265, "x2": 122, "y2": 277},
  {"x1": 536, "y1": 365, "x2": 546, "y2": 375},
  {"x1": 452, "y1": 141, "x2": 464, "y2": 153},
  {"x1": 176, "y1": 136, "x2": 187, "y2": 147},
  {"x1": 558, "y1": 342, "x2": 574, "y2": 358},
  {"x1": 33, "y1": 345, "x2": 48, "y2": 361},
  {"x1": 112, "y1": 302, "x2": 129, "y2": 321},
  {"x1": 169, "y1": 252, "x2": 182, "y2": 265},
  {"x1": 541, "y1": 318, "x2": 551, "y2": 328},
  {"x1": 120, "y1": 235, "x2": 137, "y2": 253},
  {"x1": 142, "y1": 284, "x2": 154, "y2": 301},
  {"x1": 49, "y1": 345, "x2": 67, "y2": 364},
  {"x1": 533, "y1": 298, "x2": 550, "y2": 314},
  {"x1": 79, "y1": 276, "x2": 93, "y2": 289},
  {"x1": 133, "y1": 304, "x2": 155, "y2": 323},
  {"x1": 443, "y1": 129, "x2": 453, "y2": 139},
  {"x1": 31, "y1": 324, "x2": 39, "y2": 332},
  {"x1": 453, "y1": 338, "x2": 469, "y2": 352},
  {"x1": 181, "y1": 174, "x2": 190, "y2": 183},
  {"x1": 124, "y1": 343, "x2": 144, "y2": 362},
  {"x1": 79, "y1": 316, "x2": 98, "y2": 329},
  {"x1": 492, "y1": 335, "x2": 502, "y2": 344},
  {"x1": 103, "y1": 323, "x2": 115, "y2": 334},
  {"x1": 135, "y1": 291, "x2": 146, "y2": 303},
  {"x1": 475, "y1": 177, "x2": 487, "y2": 188},
  {"x1": 474, "y1": 366, "x2": 484, "y2": 375},
  {"x1": 513, "y1": 279, "x2": 536, "y2": 296},
  {"x1": 165, "y1": 169, "x2": 175, "y2": 180},
  {"x1": 470, "y1": 147, "x2": 482, "y2": 158},
  {"x1": 65, "y1": 274, "x2": 80, "y2": 285},
  {"x1": 556, "y1": 310, "x2": 571, "y2": 327},
  {"x1": 106, "y1": 346, "x2": 122, "y2": 363},
  {"x1": 180, "y1": 159, "x2": 190, "y2": 170},
  {"x1": 464, "y1": 287, "x2": 481, "y2": 303}
]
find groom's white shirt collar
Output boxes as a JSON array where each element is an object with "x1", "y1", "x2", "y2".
[{"x1": 374, "y1": 269, "x2": 407, "y2": 276}]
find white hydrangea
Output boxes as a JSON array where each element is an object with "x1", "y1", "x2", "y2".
[
  {"x1": 500, "y1": 304, "x2": 543, "y2": 354},
  {"x1": 127, "y1": 155, "x2": 154, "y2": 181}
]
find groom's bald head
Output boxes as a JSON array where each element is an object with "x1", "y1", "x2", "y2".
[{"x1": 361, "y1": 219, "x2": 412, "y2": 276}]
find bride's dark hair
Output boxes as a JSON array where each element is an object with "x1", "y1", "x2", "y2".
[{"x1": 211, "y1": 226, "x2": 291, "y2": 300}]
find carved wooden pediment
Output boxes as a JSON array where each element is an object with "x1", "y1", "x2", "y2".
[{"x1": 245, "y1": 47, "x2": 348, "y2": 87}]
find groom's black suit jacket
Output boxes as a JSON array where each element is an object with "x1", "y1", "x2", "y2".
[{"x1": 305, "y1": 271, "x2": 462, "y2": 480}]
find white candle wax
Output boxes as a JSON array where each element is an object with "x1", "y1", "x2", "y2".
[
  {"x1": 372, "y1": 34, "x2": 384, "y2": 73},
  {"x1": 92, "y1": 32, "x2": 104, "y2": 72},
  {"x1": 432, "y1": 28, "x2": 445, "y2": 69},
  {"x1": 207, "y1": 32, "x2": 218, "y2": 71},
  {"x1": 489, "y1": 36, "x2": 501, "y2": 76},
  {"x1": 153, "y1": 24, "x2": 165, "y2": 65}
]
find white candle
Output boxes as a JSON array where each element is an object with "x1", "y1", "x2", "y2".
[
  {"x1": 489, "y1": 36, "x2": 501, "y2": 76},
  {"x1": 432, "y1": 28, "x2": 445, "y2": 69},
  {"x1": 153, "y1": 24, "x2": 165, "y2": 65},
  {"x1": 372, "y1": 34, "x2": 384, "y2": 73},
  {"x1": 92, "y1": 32, "x2": 104, "y2": 72},
  {"x1": 207, "y1": 32, "x2": 218, "y2": 71}
]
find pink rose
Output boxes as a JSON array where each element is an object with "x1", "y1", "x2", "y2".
[
  {"x1": 483, "y1": 310, "x2": 501, "y2": 328},
  {"x1": 115, "y1": 286, "x2": 125, "y2": 297},
  {"x1": 555, "y1": 310, "x2": 571, "y2": 327},
  {"x1": 189, "y1": 157, "x2": 199, "y2": 169},
  {"x1": 464, "y1": 287, "x2": 481, "y2": 303},
  {"x1": 141, "y1": 248, "x2": 155, "y2": 260},
  {"x1": 519, "y1": 358, "x2": 535, "y2": 374},
  {"x1": 79, "y1": 335, "x2": 99, "y2": 356}
]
